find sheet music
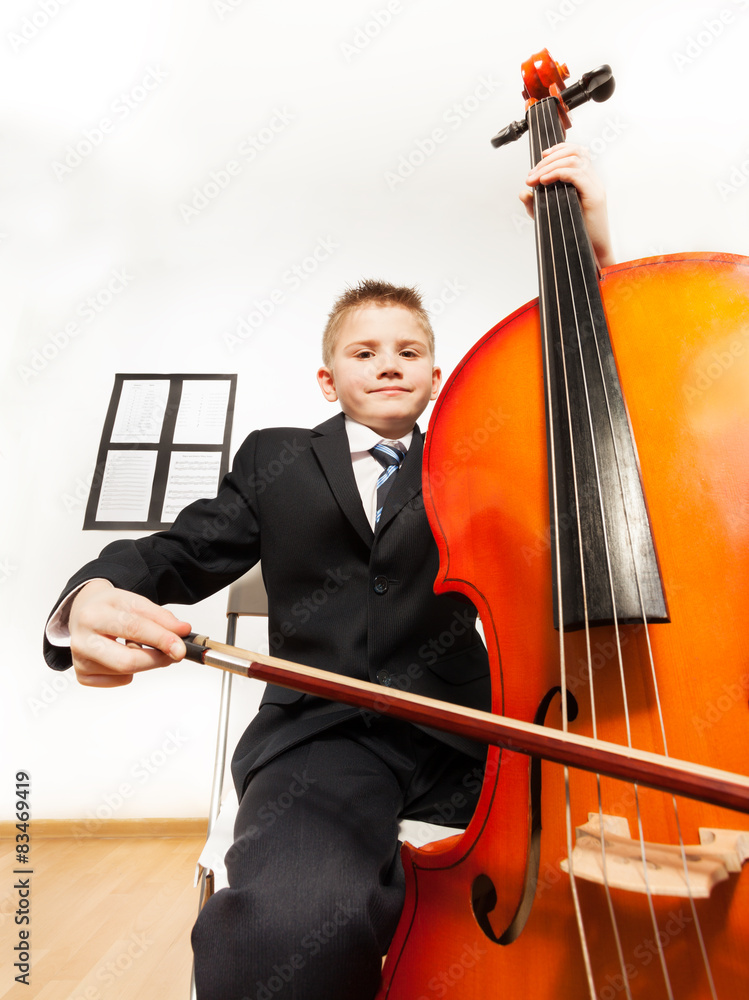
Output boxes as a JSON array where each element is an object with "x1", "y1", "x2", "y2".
[
  {"x1": 95, "y1": 450, "x2": 158, "y2": 522},
  {"x1": 173, "y1": 379, "x2": 232, "y2": 445},
  {"x1": 111, "y1": 379, "x2": 170, "y2": 443},
  {"x1": 161, "y1": 451, "x2": 223, "y2": 522},
  {"x1": 85, "y1": 373, "x2": 236, "y2": 529}
]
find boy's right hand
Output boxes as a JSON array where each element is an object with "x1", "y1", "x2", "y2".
[{"x1": 68, "y1": 580, "x2": 192, "y2": 688}]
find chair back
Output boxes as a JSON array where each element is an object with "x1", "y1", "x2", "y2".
[{"x1": 226, "y1": 563, "x2": 268, "y2": 618}]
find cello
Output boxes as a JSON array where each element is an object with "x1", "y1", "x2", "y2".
[
  {"x1": 375, "y1": 49, "x2": 749, "y2": 998},
  {"x1": 184, "y1": 50, "x2": 749, "y2": 998}
]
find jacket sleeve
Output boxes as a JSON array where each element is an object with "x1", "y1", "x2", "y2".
[{"x1": 43, "y1": 431, "x2": 262, "y2": 671}]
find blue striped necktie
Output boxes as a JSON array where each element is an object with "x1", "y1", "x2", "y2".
[{"x1": 370, "y1": 442, "x2": 406, "y2": 525}]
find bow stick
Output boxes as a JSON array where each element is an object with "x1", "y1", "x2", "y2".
[{"x1": 183, "y1": 632, "x2": 749, "y2": 815}]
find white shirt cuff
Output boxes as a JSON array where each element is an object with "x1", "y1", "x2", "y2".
[{"x1": 45, "y1": 579, "x2": 109, "y2": 646}]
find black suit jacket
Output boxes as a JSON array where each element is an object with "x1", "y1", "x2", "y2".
[{"x1": 45, "y1": 413, "x2": 490, "y2": 795}]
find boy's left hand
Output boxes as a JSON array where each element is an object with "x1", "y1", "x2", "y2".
[{"x1": 520, "y1": 142, "x2": 615, "y2": 268}]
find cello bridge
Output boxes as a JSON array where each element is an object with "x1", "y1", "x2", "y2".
[{"x1": 560, "y1": 813, "x2": 749, "y2": 898}]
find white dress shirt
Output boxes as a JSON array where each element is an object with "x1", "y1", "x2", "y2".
[{"x1": 344, "y1": 416, "x2": 412, "y2": 530}]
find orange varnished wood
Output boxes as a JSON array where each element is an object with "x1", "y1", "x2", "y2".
[{"x1": 377, "y1": 253, "x2": 749, "y2": 998}]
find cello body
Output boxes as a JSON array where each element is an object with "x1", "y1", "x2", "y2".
[{"x1": 376, "y1": 252, "x2": 749, "y2": 998}]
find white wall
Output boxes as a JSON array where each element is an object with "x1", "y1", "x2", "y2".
[{"x1": 2, "y1": 0, "x2": 747, "y2": 821}]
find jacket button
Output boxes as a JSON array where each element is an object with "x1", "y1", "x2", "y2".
[
  {"x1": 377, "y1": 670, "x2": 392, "y2": 686},
  {"x1": 373, "y1": 575, "x2": 388, "y2": 594}
]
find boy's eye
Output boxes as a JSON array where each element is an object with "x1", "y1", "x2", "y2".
[{"x1": 355, "y1": 350, "x2": 374, "y2": 359}]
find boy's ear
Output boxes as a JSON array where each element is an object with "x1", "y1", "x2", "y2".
[
  {"x1": 317, "y1": 366, "x2": 338, "y2": 402},
  {"x1": 430, "y1": 366, "x2": 442, "y2": 400}
]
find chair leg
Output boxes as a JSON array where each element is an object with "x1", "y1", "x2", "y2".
[{"x1": 189, "y1": 613, "x2": 238, "y2": 998}]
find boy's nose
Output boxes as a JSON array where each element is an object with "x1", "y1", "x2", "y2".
[{"x1": 376, "y1": 355, "x2": 403, "y2": 377}]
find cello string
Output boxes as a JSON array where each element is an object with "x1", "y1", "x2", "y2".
[
  {"x1": 670, "y1": 803, "x2": 719, "y2": 997},
  {"x1": 534, "y1": 98, "x2": 712, "y2": 1000},
  {"x1": 540, "y1": 100, "x2": 719, "y2": 1000},
  {"x1": 536, "y1": 100, "x2": 660, "y2": 1000},
  {"x1": 535, "y1": 97, "x2": 634, "y2": 1000},
  {"x1": 530, "y1": 99, "x2": 596, "y2": 997},
  {"x1": 533, "y1": 91, "x2": 721, "y2": 999},
  {"x1": 529, "y1": 98, "x2": 596, "y2": 1000},
  {"x1": 558, "y1": 148, "x2": 717, "y2": 997},
  {"x1": 551, "y1": 159, "x2": 677, "y2": 1000}
]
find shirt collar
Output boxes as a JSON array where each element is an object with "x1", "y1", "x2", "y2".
[{"x1": 344, "y1": 415, "x2": 413, "y2": 455}]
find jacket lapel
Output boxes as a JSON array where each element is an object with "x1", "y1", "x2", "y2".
[{"x1": 311, "y1": 413, "x2": 374, "y2": 547}]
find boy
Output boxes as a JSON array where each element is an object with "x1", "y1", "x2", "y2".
[{"x1": 45, "y1": 144, "x2": 613, "y2": 999}]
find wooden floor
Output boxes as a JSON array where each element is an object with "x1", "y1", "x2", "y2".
[{"x1": 1, "y1": 832, "x2": 204, "y2": 1000}]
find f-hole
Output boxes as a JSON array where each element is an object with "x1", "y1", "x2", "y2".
[{"x1": 471, "y1": 686, "x2": 578, "y2": 944}]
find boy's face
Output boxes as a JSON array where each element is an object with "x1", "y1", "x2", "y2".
[{"x1": 317, "y1": 304, "x2": 441, "y2": 438}]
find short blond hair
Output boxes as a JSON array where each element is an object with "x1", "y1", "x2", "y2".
[{"x1": 322, "y1": 279, "x2": 434, "y2": 367}]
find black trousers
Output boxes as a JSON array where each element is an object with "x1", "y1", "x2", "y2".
[{"x1": 191, "y1": 715, "x2": 484, "y2": 1000}]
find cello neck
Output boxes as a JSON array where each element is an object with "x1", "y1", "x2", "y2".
[{"x1": 526, "y1": 96, "x2": 668, "y2": 631}]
